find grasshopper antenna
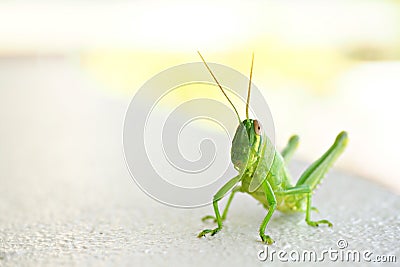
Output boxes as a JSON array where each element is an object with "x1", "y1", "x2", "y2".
[
  {"x1": 197, "y1": 51, "x2": 241, "y2": 122},
  {"x1": 246, "y1": 52, "x2": 254, "y2": 120}
]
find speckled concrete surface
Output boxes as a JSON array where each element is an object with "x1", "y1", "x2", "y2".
[{"x1": 0, "y1": 58, "x2": 399, "y2": 266}]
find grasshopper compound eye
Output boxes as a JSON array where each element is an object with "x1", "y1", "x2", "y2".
[{"x1": 254, "y1": 120, "x2": 261, "y2": 135}]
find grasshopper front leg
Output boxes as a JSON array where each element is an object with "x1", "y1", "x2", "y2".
[
  {"x1": 201, "y1": 185, "x2": 242, "y2": 223},
  {"x1": 259, "y1": 179, "x2": 277, "y2": 244},
  {"x1": 198, "y1": 175, "x2": 241, "y2": 238}
]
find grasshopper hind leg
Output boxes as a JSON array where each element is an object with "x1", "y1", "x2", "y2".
[
  {"x1": 297, "y1": 131, "x2": 348, "y2": 227},
  {"x1": 281, "y1": 135, "x2": 299, "y2": 163},
  {"x1": 296, "y1": 131, "x2": 348, "y2": 189},
  {"x1": 278, "y1": 132, "x2": 348, "y2": 227}
]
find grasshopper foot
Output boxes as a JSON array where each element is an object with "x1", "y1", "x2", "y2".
[
  {"x1": 260, "y1": 234, "x2": 275, "y2": 245},
  {"x1": 311, "y1": 207, "x2": 320, "y2": 213},
  {"x1": 306, "y1": 219, "x2": 333, "y2": 227},
  {"x1": 201, "y1": 215, "x2": 217, "y2": 223},
  {"x1": 197, "y1": 227, "x2": 221, "y2": 238},
  {"x1": 201, "y1": 215, "x2": 226, "y2": 223}
]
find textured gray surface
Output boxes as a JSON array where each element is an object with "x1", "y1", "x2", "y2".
[{"x1": 0, "y1": 57, "x2": 399, "y2": 266}]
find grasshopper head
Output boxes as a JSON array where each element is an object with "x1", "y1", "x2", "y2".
[
  {"x1": 242, "y1": 118, "x2": 262, "y2": 145},
  {"x1": 231, "y1": 119, "x2": 263, "y2": 171}
]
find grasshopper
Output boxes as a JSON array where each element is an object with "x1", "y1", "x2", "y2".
[{"x1": 197, "y1": 52, "x2": 348, "y2": 244}]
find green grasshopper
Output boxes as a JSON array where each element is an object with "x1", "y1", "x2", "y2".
[{"x1": 197, "y1": 52, "x2": 348, "y2": 244}]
